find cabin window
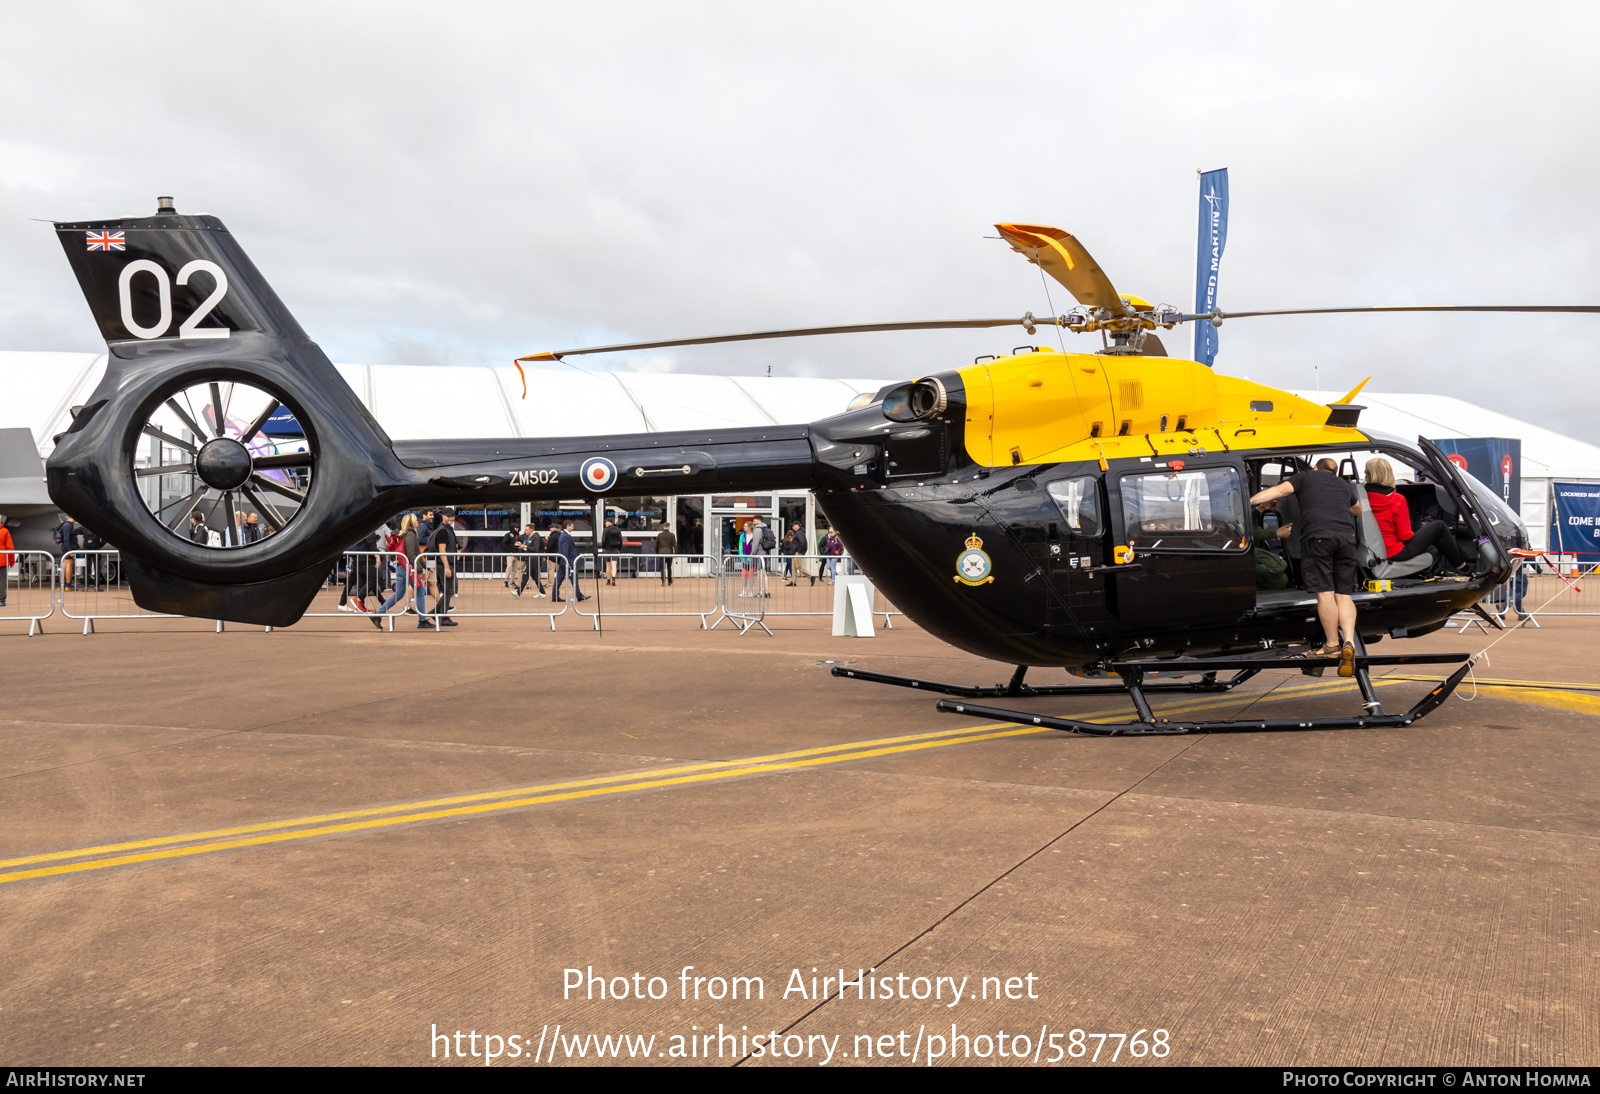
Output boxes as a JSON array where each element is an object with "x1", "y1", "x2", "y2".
[
  {"x1": 1046, "y1": 476, "x2": 1101, "y2": 537},
  {"x1": 1119, "y1": 467, "x2": 1246, "y2": 550}
]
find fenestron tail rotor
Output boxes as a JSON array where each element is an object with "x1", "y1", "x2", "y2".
[{"x1": 135, "y1": 380, "x2": 312, "y2": 547}]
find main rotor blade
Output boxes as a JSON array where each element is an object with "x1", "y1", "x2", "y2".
[
  {"x1": 517, "y1": 317, "x2": 1046, "y2": 361},
  {"x1": 240, "y1": 399, "x2": 281, "y2": 445},
  {"x1": 995, "y1": 223, "x2": 1122, "y2": 309},
  {"x1": 1190, "y1": 304, "x2": 1600, "y2": 321},
  {"x1": 252, "y1": 451, "x2": 313, "y2": 470}
]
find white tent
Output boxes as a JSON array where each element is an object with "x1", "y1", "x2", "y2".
[
  {"x1": 0, "y1": 352, "x2": 882, "y2": 454},
  {"x1": 5, "y1": 351, "x2": 1597, "y2": 549}
]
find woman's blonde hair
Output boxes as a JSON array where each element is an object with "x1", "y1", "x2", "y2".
[
  {"x1": 1365, "y1": 457, "x2": 1395, "y2": 487},
  {"x1": 401, "y1": 513, "x2": 417, "y2": 533}
]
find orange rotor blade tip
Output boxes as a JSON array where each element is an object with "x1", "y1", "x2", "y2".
[{"x1": 512, "y1": 359, "x2": 527, "y2": 399}]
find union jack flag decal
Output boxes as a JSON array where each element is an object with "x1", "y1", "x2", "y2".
[{"x1": 85, "y1": 230, "x2": 125, "y2": 251}]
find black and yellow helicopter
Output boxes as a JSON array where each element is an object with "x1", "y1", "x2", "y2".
[{"x1": 45, "y1": 203, "x2": 1567, "y2": 734}]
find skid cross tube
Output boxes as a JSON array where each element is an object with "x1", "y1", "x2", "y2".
[
  {"x1": 933, "y1": 660, "x2": 1475, "y2": 736},
  {"x1": 830, "y1": 663, "x2": 1261, "y2": 699}
]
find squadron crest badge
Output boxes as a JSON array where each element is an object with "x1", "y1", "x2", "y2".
[{"x1": 953, "y1": 532, "x2": 994, "y2": 586}]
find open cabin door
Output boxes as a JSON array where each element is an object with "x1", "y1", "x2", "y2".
[
  {"x1": 1109, "y1": 459, "x2": 1255, "y2": 629},
  {"x1": 1417, "y1": 436, "x2": 1504, "y2": 570}
]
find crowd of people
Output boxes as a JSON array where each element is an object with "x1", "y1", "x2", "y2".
[
  {"x1": 335, "y1": 506, "x2": 604, "y2": 629},
  {"x1": 730, "y1": 518, "x2": 846, "y2": 598},
  {"x1": 44, "y1": 506, "x2": 273, "y2": 592},
  {"x1": 328, "y1": 509, "x2": 860, "y2": 623},
  {"x1": 186, "y1": 509, "x2": 269, "y2": 547}
]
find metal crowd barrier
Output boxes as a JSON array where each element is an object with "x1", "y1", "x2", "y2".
[
  {"x1": 40, "y1": 547, "x2": 907, "y2": 637},
  {"x1": 1446, "y1": 559, "x2": 1597, "y2": 634},
  {"x1": 714, "y1": 554, "x2": 771, "y2": 635},
  {"x1": 303, "y1": 550, "x2": 412, "y2": 631},
  {"x1": 710, "y1": 554, "x2": 899, "y2": 631},
  {"x1": 412, "y1": 551, "x2": 569, "y2": 630},
  {"x1": 1521, "y1": 560, "x2": 1599, "y2": 618},
  {"x1": 0, "y1": 550, "x2": 56, "y2": 635},
  {"x1": 58, "y1": 549, "x2": 194, "y2": 634},
  {"x1": 573, "y1": 553, "x2": 722, "y2": 630}
]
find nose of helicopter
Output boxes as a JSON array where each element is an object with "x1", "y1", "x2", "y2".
[{"x1": 195, "y1": 437, "x2": 253, "y2": 491}]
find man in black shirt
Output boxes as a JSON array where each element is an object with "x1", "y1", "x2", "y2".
[
  {"x1": 600, "y1": 518, "x2": 623, "y2": 585},
  {"x1": 423, "y1": 507, "x2": 460, "y2": 627},
  {"x1": 1251, "y1": 458, "x2": 1364, "y2": 674}
]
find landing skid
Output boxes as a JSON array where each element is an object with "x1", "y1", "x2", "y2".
[
  {"x1": 830, "y1": 662, "x2": 1261, "y2": 699},
  {"x1": 835, "y1": 647, "x2": 1474, "y2": 735}
]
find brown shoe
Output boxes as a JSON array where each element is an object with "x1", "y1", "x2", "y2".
[{"x1": 1338, "y1": 642, "x2": 1357, "y2": 677}]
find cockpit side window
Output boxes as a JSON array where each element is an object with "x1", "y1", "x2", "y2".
[{"x1": 1046, "y1": 476, "x2": 1101, "y2": 538}]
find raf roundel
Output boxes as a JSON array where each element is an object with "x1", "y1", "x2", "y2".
[{"x1": 580, "y1": 456, "x2": 617, "y2": 492}]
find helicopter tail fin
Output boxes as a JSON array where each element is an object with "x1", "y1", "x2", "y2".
[
  {"x1": 54, "y1": 197, "x2": 311, "y2": 348},
  {"x1": 1333, "y1": 376, "x2": 1371, "y2": 405}
]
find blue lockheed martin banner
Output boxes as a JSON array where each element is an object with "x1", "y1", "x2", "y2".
[
  {"x1": 1550, "y1": 482, "x2": 1600, "y2": 559},
  {"x1": 1193, "y1": 168, "x2": 1229, "y2": 367},
  {"x1": 258, "y1": 404, "x2": 304, "y2": 436}
]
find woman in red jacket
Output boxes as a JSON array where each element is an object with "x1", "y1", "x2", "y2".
[
  {"x1": 1364, "y1": 458, "x2": 1469, "y2": 570},
  {"x1": 0, "y1": 512, "x2": 14, "y2": 606}
]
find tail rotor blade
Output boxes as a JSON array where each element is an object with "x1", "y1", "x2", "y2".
[
  {"x1": 241, "y1": 483, "x2": 285, "y2": 532},
  {"x1": 164, "y1": 398, "x2": 209, "y2": 444},
  {"x1": 240, "y1": 399, "x2": 281, "y2": 445},
  {"x1": 209, "y1": 383, "x2": 226, "y2": 436},
  {"x1": 161, "y1": 485, "x2": 206, "y2": 530}
]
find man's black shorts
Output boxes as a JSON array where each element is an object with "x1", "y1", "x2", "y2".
[{"x1": 1303, "y1": 532, "x2": 1359, "y2": 594}]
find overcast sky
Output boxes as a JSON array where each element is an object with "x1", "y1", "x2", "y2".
[{"x1": 3, "y1": 2, "x2": 1598, "y2": 440}]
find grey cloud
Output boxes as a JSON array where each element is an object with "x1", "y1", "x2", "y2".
[{"x1": 2, "y1": 1, "x2": 1596, "y2": 438}]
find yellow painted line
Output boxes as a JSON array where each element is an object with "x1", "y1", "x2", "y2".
[
  {"x1": 1384, "y1": 673, "x2": 1600, "y2": 715},
  {"x1": 0, "y1": 724, "x2": 1049, "y2": 885},
  {"x1": 1133, "y1": 675, "x2": 1405, "y2": 717},
  {"x1": 0, "y1": 678, "x2": 1379, "y2": 873},
  {"x1": 1472, "y1": 686, "x2": 1600, "y2": 718},
  {"x1": 0, "y1": 673, "x2": 1433, "y2": 887},
  {"x1": 0, "y1": 719, "x2": 1030, "y2": 870},
  {"x1": 1386, "y1": 673, "x2": 1600, "y2": 694}
]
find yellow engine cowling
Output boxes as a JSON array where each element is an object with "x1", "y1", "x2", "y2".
[{"x1": 958, "y1": 350, "x2": 1344, "y2": 467}]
